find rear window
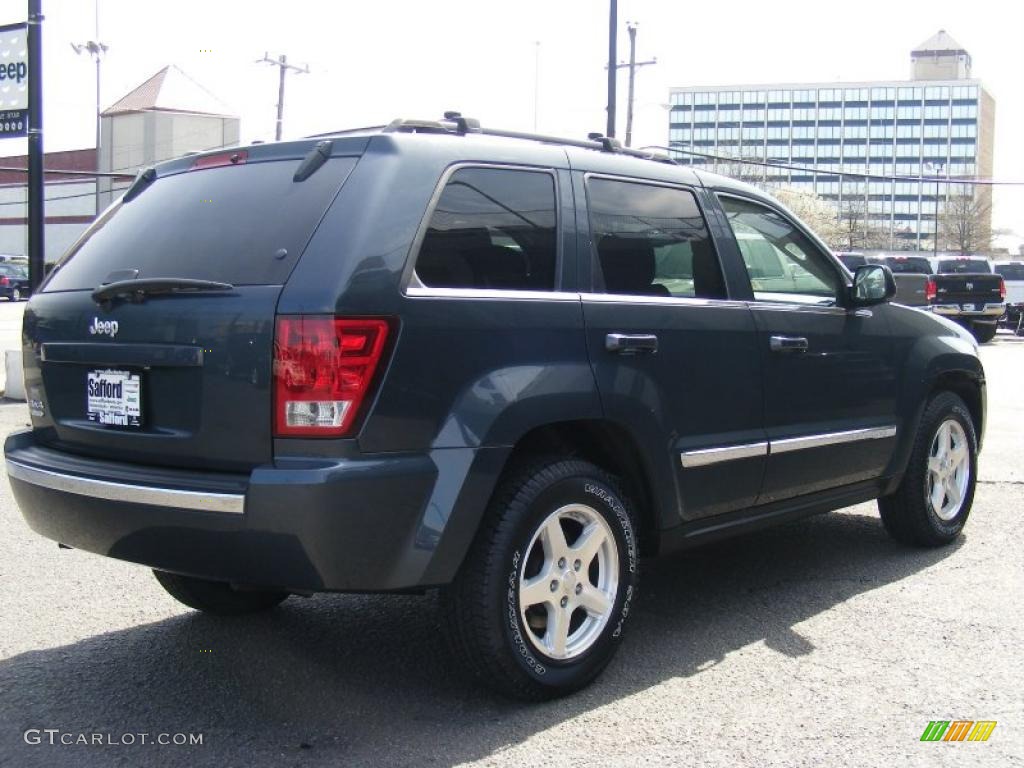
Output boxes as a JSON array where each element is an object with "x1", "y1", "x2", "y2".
[
  {"x1": 44, "y1": 157, "x2": 358, "y2": 291},
  {"x1": 0, "y1": 264, "x2": 26, "y2": 277},
  {"x1": 995, "y1": 264, "x2": 1024, "y2": 280},
  {"x1": 937, "y1": 259, "x2": 991, "y2": 274},
  {"x1": 882, "y1": 257, "x2": 932, "y2": 275},
  {"x1": 836, "y1": 253, "x2": 867, "y2": 270},
  {"x1": 415, "y1": 167, "x2": 557, "y2": 291}
]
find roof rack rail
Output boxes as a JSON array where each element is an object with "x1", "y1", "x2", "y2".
[{"x1": 378, "y1": 113, "x2": 678, "y2": 165}]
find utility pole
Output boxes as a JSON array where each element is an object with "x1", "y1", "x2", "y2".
[
  {"x1": 606, "y1": 0, "x2": 617, "y2": 138},
  {"x1": 257, "y1": 53, "x2": 309, "y2": 141},
  {"x1": 27, "y1": 0, "x2": 44, "y2": 291},
  {"x1": 606, "y1": 22, "x2": 656, "y2": 147}
]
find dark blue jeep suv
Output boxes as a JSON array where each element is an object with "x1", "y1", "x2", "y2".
[{"x1": 5, "y1": 116, "x2": 985, "y2": 699}]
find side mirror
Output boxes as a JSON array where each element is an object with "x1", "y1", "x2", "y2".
[{"x1": 851, "y1": 264, "x2": 896, "y2": 306}]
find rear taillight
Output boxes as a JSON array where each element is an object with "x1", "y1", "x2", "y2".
[
  {"x1": 999, "y1": 277, "x2": 1006, "y2": 300},
  {"x1": 273, "y1": 316, "x2": 390, "y2": 437},
  {"x1": 925, "y1": 279, "x2": 937, "y2": 302},
  {"x1": 0, "y1": 277, "x2": 8, "y2": 287}
]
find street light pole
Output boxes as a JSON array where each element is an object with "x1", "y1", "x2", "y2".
[{"x1": 71, "y1": 40, "x2": 108, "y2": 215}]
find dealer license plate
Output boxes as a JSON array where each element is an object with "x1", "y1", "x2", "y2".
[{"x1": 86, "y1": 370, "x2": 142, "y2": 427}]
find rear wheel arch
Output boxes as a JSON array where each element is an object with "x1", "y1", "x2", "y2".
[{"x1": 499, "y1": 420, "x2": 663, "y2": 556}]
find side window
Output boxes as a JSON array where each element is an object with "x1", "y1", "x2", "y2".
[
  {"x1": 587, "y1": 178, "x2": 726, "y2": 299},
  {"x1": 718, "y1": 195, "x2": 840, "y2": 304},
  {"x1": 415, "y1": 168, "x2": 557, "y2": 291}
]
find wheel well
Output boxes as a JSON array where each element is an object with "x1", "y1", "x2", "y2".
[
  {"x1": 504, "y1": 421, "x2": 660, "y2": 556},
  {"x1": 931, "y1": 372, "x2": 983, "y2": 443}
]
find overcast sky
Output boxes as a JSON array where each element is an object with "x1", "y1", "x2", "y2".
[{"x1": 1, "y1": 0, "x2": 1022, "y2": 236}]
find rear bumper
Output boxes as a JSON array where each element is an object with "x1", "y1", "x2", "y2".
[
  {"x1": 5, "y1": 429, "x2": 504, "y2": 592},
  {"x1": 929, "y1": 302, "x2": 1005, "y2": 319}
]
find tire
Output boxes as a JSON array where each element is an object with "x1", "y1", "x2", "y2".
[
  {"x1": 878, "y1": 392, "x2": 977, "y2": 547},
  {"x1": 153, "y1": 570, "x2": 289, "y2": 615},
  {"x1": 441, "y1": 458, "x2": 639, "y2": 700},
  {"x1": 10, "y1": 288, "x2": 20, "y2": 301},
  {"x1": 970, "y1": 322, "x2": 997, "y2": 343}
]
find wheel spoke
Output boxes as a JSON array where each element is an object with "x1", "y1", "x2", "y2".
[
  {"x1": 945, "y1": 475, "x2": 962, "y2": 507},
  {"x1": 544, "y1": 603, "x2": 570, "y2": 656},
  {"x1": 520, "y1": 572, "x2": 555, "y2": 609},
  {"x1": 930, "y1": 476, "x2": 946, "y2": 513},
  {"x1": 927, "y1": 455, "x2": 943, "y2": 477},
  {"x1": 539, "y1": 516, "x2": 569, "y2": 564},
  {"x1": 577, "y1": 585, "x2": 612, "y2": 617},
  {"x1": 570, "y1": 522, "x2": 607, "y2": 571}
]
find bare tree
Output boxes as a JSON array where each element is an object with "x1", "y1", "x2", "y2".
[
  {"x1": 834, "y1": 197, "x2": 888, "y2": 251},
  {"x1": 939, "y1": 186, "x2": 992, "y2": 255},
  {"x1": 770, "y1": 185, "x2": 841, "y2": 246}
]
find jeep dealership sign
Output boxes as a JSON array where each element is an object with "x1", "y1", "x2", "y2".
[{"x1": 0, "y1": 22, "x2": 28, "y2": 138}]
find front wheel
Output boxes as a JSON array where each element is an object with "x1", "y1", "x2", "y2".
[
  {"x1": 442, "y1": 458, "x2": 639, "y2": 700},
  {"x1": 153, "y1": 570, "x2": 289, "y2": 615},
  {"x1": 878, "y1": 392, "x2": 977, "y2": 547}
]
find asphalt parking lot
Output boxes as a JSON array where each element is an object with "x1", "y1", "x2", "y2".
[{"x1": 0, "y1": 310, "x2": 1020, "y2": 767}]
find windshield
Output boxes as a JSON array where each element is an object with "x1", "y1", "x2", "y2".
[
  {"x1": 995, "y1": 264, "x2": 1024, "y2": 281},
  {"x1": 44, "y1": 157, "x2": 358, "y2": 292},
  {"x1": 882, "y1": 257, "x2": 932, "y2": 275},
  {"x1": 937, "y1": 259, "x2": 991, "y2": 274}
]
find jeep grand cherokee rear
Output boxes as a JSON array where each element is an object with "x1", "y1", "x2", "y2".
[{"x1": 6, "y1": 121, "x2": 986, "y2": 701}]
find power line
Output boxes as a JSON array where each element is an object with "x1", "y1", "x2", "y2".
[{"x1": 651, "y1": 145, "x2": 1024, "y2": 187}]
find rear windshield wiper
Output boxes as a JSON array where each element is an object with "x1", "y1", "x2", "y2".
[{"x1": 91, "y1": 278, "x2": 234, "y2": 305}]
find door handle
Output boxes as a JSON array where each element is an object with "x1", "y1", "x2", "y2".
[
  {"x1": 769, "y1": 335, "x2": 809, "y2": 353},
  {"x1": 606, "y1": 333, "x2": 659, "y2": 354}
]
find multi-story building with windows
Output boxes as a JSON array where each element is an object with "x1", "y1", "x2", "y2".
[{"x1": 668, "y1": 31, "x2": 995, "y2": 250}]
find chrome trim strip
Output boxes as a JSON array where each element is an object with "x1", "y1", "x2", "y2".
[
  {"x1": 580, "y1": 292, "x2": 747, "y2": 309},
  {"x1": 678, "y1": 426, "x2": 897, "y2": 469},
  {"x1": 769, "y1": 426, "x2": 897, "y2": 455},
  {"x1": 405, "y1": 286, "x2": 580, "y2": 301},
  {"x1": 680, "y1": 441, "x2": 768, "y2": 468},
  {"x1": 5, "y1": 460, "x2": 246, "y2": 515}
]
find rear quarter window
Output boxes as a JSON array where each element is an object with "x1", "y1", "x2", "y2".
[
  {"x1": 44, "y1": 157, "x2": 358, "y2": 291},
  {"x1": 414, "y1": 167, "x2": 557, "y2": 292}
]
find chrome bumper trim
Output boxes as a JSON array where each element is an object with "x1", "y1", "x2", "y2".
[{"x1": 5, "y1": 459, "x2": 246, "y2": 515}]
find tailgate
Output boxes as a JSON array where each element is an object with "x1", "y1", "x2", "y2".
[
  {"x1": 25, "y1": 144, "x2": 363, "y2": 472},
  {"x1": 932, "y1": 274, "x2": 1002, "y2": 304},
  {"x1": 24, "y1": 288, "x2": 280, "y2": 471}
]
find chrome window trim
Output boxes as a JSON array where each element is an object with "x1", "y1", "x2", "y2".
[
  {"x1": 580, "y1": 292, "x2": 747, "y2": 309},
  {"x1": 678, "y1": 426, "x2": 897, "y2": 468},
  {"x1": 405, "y1": 286, "x2": 580, "y2": 302},
  {"x1": 769, "y1": 425, "x2": 897, "y2": 455},
  {"x1": 6, "y1": 459, "x2": 246, "y2": 515},
  {"x1": 680, "y1": 441, "x2": 768, "y2": 468},
  {"x1": 401, "y1": 162, "x2": 563, "y2": 297}
]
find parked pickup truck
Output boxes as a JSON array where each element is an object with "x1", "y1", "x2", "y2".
[
  {"x1": 871, "y1": 255, "x2": 931, "y2": 307},
  {"x1": 994, "y1": 261, "x2": 1024, "y2": 335},
  {"x1": 927, "y1": 256, "x2": 1005, "y2": 343}
]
